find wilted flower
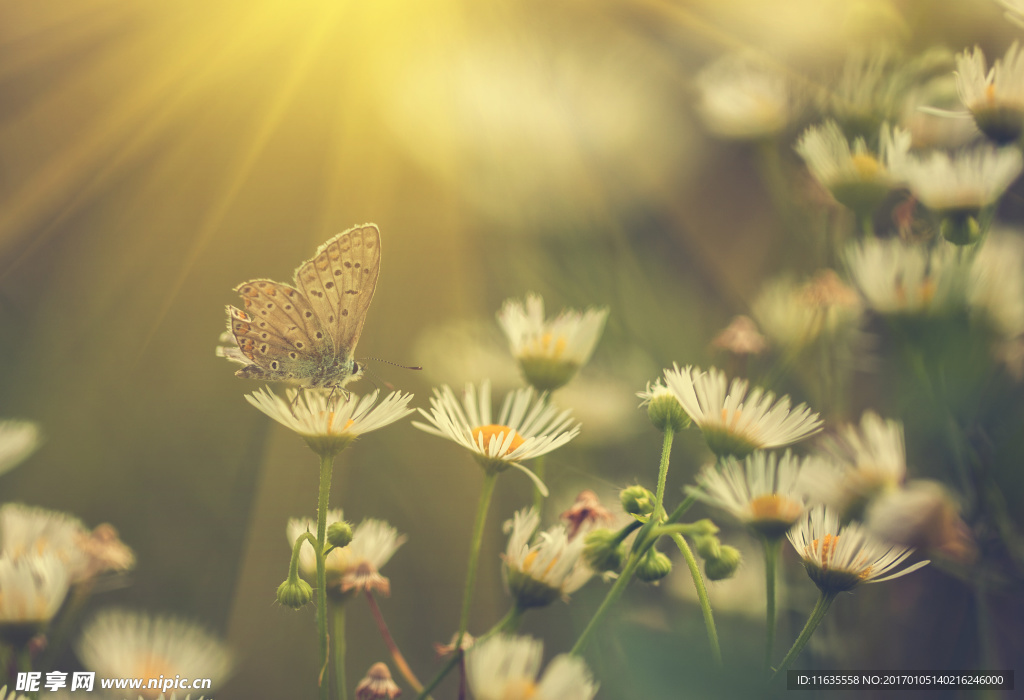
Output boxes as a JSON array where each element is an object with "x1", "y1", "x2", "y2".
[
  {"x1": 710, "y1": 315, "x2": 768, "y2": 356},
  {"x1": 355, "y1": 662, "x2": 401, "y2": 699}
]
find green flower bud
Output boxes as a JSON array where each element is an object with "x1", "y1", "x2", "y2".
[
  {"x1": 327, "y1": 520, "x2": 354, "y2": 548},
  {"x1": 277, "y1": 577, "x2": 313, "y2": 609},
  {"x1": 693, "y1": 534, "x2": 722, "y2": 562},
  {"x1": 621, "y1": 485, "x2": 655, "y2": 516},
  {"x1": 639, "y1": 381, "x2": 691, "y2": 433},
  {"x1": 687, "y1": 518, "x2": 720, "y2": 538},
  {"x1": 704, "y1": 545, "x2": 742, "y2": 581},
  {"x1": 939, "y1": 210, "x2": 984, "y2": 246},
  {"x1": 583, "y1": 529, "x2": 625, "y2": 573},
  {"x1": 636, "y1": 548, "x2": 672, "y2": 583}
]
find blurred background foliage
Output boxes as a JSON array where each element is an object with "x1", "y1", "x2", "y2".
[{"x1": 0, "y1": 0, "x2": 1022, "y2": 698}]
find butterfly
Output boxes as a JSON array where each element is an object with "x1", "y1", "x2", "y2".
[{"x1": 217, "y1": 223, "x2": 380, "y2": 389}]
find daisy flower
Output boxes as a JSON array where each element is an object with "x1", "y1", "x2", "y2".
[
  {"x1": 287, "y1": 513, "x2": 405, "y2": 598},
  {"x1": 955, "y1": 43, "x2": 1024, "y2": 144},
  {"x1": 502, "y1": 509, "x2": 593, "y2": 608},
  {"x1": 795, "y1": 120, "x2": 910, "y2": 215},
  {"x1": 895, "y1": 146, "x2": 1022, "y2": 244},
  {"x1": 753, "y1": 269, "x2": 862, "y2": 351},
  {"x1": 690, "y1": 451, "x2": 811, "y2": 540},
  {"x1": 0, "y1": 421, "x2": 40, "y2": 477},
  {"x1": 76, "y1": 610, "x2": 231, "y2": 700},
  {"x1": 845, "y1": 238, "x2": 971, "y2": 318},
  {"x1": 497, "y1": 294, "x2": 608, "y2": 392},
  {"x1": 968, "y1": 229, "x2": 1024, "y2": 340},
  {"x1": 788, "y1": 506, "x2": 929, "y2": 594},
  {"x1": 466, "y1": 635, "x2": 597, "y2": 700},
  {"x1": 413, "y1": 381, "x2": 580, "y2": 493},
  {"x1": 662, "y1": 365, "x2": 822, "y2": 458},
  {"x1": 245, "y1": 387, "x2": 414, "y2": 458},
  {"x1": 0, "y1": 504, "x2": 90, "y2": 583},
  {"x1": 0, "y1": 553, "x2": 70, "y2": 633},
  {"x1": 694, "y1": 53, "x2": 790, "y2": 141},
  {"x1": 801, "y1": 411, "x2": 906, "y2": 522}
]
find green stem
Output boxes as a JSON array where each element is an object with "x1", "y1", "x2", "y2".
[
  {"x1": 570, "y1": 549, "x2": 644, "y2": 655},
  {"x1": 332, "y1": 604, "x2": 348, "y2": 700},
  {"x1": 670, "y1": 533, "x2": 721, "y2": 665},
  {"x1": 571, "y1": 427, "x2": 676, "y2": 655},
  {"x1": 456, "y1": 471, "x2": 498, "y2": 649},
  {"x1": 771, "y1": 591, "x2": 837, "y2": 680},
  {"x1": 653, "y1": 426, "x2": 674, "y2": 512},
  {"x1": 665, "y1": 492, "x2": 698, "y2": 525},
  {"x1": 763, "y1": 537, "x2": 782, "y2": 670},
  {"x1": 316, "y1": 453, "x2": 335, "y2": 700},
  {"x1": 859, "y1": 212, "x2": 875, "y2": 239},
  {"x1": 531, "y1": 454, "x2": 546, "y2": 519}
]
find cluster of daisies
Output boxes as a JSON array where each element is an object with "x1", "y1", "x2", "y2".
[
  {"x1": 0, "y1": 422, "x2": 231, "y2": 700},
  {"x1": 244, "y1": 294, "x2": 608, "y2": 698}
]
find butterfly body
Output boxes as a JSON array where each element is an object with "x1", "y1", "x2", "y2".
[{"x1": 218, "y1": 224, "x2": 380, "y2": 389}]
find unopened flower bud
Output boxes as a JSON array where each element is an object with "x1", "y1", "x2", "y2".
[
  {"x1": 327, "y1": 520, "x2": 354, "y2": 548},
  {"x1": 582, "y1": 529, "x2": 625, "y2": 572},
  {"x1": 693, "y1": 534, "x2": 722, "y2": 562},
  {"x1": 704, "y1": 545, "x2": 742, "y2": 581},
  {"x1": 638, "y1": 380, "x2": 691, "y2": 433},
  {"x1": 277, "y1": 577, "x2": 313, "y2": 609},
  {"x1": 621, "y1": 485, "x2": 655, "y2": 516},
  {"x1": 636, "y1": 548, "x2": 672, "y2": 583}
]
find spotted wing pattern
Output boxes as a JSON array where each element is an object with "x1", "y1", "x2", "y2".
[
  {"x1": 223, "y1": 279, "x2": 333, "y2": 380},
  {"x1": 293, "y1": 224, "x2": 381, "y2": 360}
]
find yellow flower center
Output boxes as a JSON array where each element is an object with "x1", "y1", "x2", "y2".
[
  {"x1": 523, "y1": 332, "x2": 568, "y2": 360},
  {"x1": 748, "y1": 494, "x2": 803, "y2": 523},
  {"x1": 894, "y1": 278, "x2": 937, "y2": 307},
  {"x1": 323, "y1": 412, "x2": 356, "y2": 434},
  {"x1": 500, "y1": 679, "x2": 538, "y2": 699},
  {"x1": 521, "y1": 550, "x2": 558, "y2": 579},
  {"x1": 808, "y1": 533, "x2": 839, "y2": 569},
  {"x1": 850, "y1": 153, "x2": 882, "y2": 180},
  {"x1": 807, "y1": 533, "x2": 872, "y2": 579},
  {"x1": 472, "y1": 425, "x2": 525, "y2": 456},
  {"x1": 133, "y1": 656, "x2": 176, "y2": 700}
]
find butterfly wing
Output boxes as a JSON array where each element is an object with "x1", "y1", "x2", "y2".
[
  {"x1": 222, "y1": 279, "x2": 333, "y2": 381},
  {"x1": 293, "y1": 223, "x2": 381, "y2": 361}
]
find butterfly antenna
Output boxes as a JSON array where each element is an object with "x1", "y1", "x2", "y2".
[
  {"x1": 360, "y1": 359, "x2": 422, "y2": 393},
  {"x1": 362, "y1": 358, "x2": 423, "y2": 371}
]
